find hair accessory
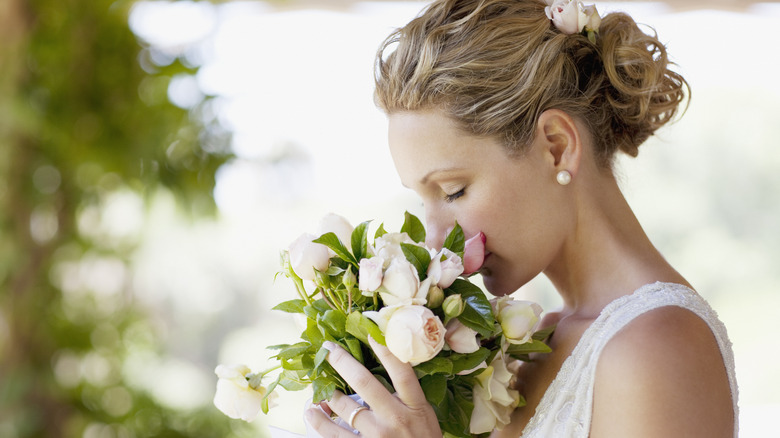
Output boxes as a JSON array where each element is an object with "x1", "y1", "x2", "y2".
[
  {"x1": 556, "y1": 170, "x2": 572, "y2": 185},
  {"x1": 544, "y1": 0, "x2": 601, "y2": 43}
]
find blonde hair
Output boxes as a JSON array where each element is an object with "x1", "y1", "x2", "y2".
[{"x1": 374, "y1": 0, "x2": 689, "y2": 167}]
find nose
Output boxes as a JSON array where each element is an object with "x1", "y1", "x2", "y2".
[{"x1": 424, "y1": 208, "x2": 454, "y2": 250}]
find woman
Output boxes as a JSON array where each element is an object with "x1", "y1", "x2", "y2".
[{"x1": 306, "y1": 0, "x2": 738, "y2": 436}]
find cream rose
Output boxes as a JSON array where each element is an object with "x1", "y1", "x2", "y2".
[
  {"x1": 288, "y1": 233, "x2": 330, "y2": 281},
  {"x1": 545, "y1": 0, "x2": 600, "y2": 35},
  {"x1": 318, "y1": 213, "x2": 353, "y2": 248},
  {"x1": 444, "y1": 318, "x2": 480, "y2": 354},
  {"x1": 495, "y1": 298, "x2": 543, "y2": 344},
  {"x1": 378, "y1": 257, "x2": 428, "y2": 306},
  {"x1": 427, "y1": 248, "x2": 464, "y2": 288},
  {"x1": 373, "y1": 232, "x2": 417, "y2": 266},
  {"x1": 470, "y1": 353, "x2": 521, "y2": 434},
  {"x1": 358, "y1": 256, "x2": 384, "y2": 292},
  {"x1": 384, "y1": 305, "x2": 446, "y2": 365},
  {"x1": 213, "y1": 364, "x2": 275, "y2": 422}
]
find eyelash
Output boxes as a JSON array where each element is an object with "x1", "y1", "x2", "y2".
[{"x1": 444, "y1": 187, "x2": 465, "y2": 203}]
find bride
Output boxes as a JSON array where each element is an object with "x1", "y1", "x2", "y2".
[{"x1": 305, "y1": 0, "x2": 738, "y2": 436}]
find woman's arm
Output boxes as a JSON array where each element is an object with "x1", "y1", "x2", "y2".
[
  {"x1": 590, "y1": 306, "x2": 734, "y2": 437},
  {"x1": 305, "y1": 337, "x2": 442, "y2": 438}
]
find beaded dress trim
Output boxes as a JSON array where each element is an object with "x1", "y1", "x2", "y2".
[{"x1": 520, "y1": 282, "x2": 739, "y2": 437}]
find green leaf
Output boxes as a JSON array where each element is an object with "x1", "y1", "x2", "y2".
[
  {"x1": 351, "y1": 220, "x2": 371, "y2": 262},
  {"x1": 306, "y1": 317, "x2": 324, "y2": 347},
  {"x1": 420, "y1": 374, "x2": 448, "y2": 406},
  {"x1": 275, "y1": 342, "x2": 311, "y2": 360},
  {"x1": 318, "y1": 310, "x2": 347, "y2": 339},
  {"x1": 401, "y1": 211, "x2": 426, "y2": 243},
  {"x1": 261, "y1": 374, "x2": 282, "y2": 414},
  {"x1": 279, "y1": 376, "x2": 308, "y2": 391},
  {"x1": 312, "y1": 377, "x2": 337, "y2": 403},
  {"x1": 448, "y1": 279, "x2": 495, "y2": 337},
  {"x1": 532, "y1": 324, "x2": 556, "y2": 342},
  {"x1": 443, "y1": 222, "x2": 465, "y2": 254},
  {"x1": 401, "y1": 243, "x2": 431, "y2": 279},
  {"x1": 314, "y1": 345, "x2": 329, "y2": 371},
  {"x1": 414, "y1": 357, "x2": 453, "y2": 376},
  {"x1": 345, "y1": 311, "x2": 386, "y2": 345},
  {"x1": 313, "y1": 232, "x2": 356, "y2": 265},
  {"x1": 272, "y1": 299, "x2": 307, "y2": 314},
  {"x1": 374, "y1": 223, "x2": 388, "y2": 240},
  {"x1": 345, "y1": 337, "x2": 363, "y2": 363},
  {"x1": 506, "y1": 339, "x2": 552, "y2": 358},
  {"x1": 450, "y1": 348, "x2": 491, "y2": 375}
]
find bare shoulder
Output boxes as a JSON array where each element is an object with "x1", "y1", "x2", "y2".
[{"x1": 590, "y1": 305, "x2": 734, "y2": 438}]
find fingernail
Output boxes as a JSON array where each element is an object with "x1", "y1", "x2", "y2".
[{"x1": 322, "y1": 341, "x2": 336, "y2": 351}]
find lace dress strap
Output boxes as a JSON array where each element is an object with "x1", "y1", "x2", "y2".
[{"x1": 520, "y1": 282, "x2": 738, "y2": 437}]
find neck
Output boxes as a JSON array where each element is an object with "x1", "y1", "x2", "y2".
[{"x1": 543, "y1": 170, "x2": 688, "y2": 319}]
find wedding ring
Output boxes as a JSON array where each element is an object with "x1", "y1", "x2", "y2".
[{"x1": 347, "y1": 405, "x2": 369, "y2": 429}]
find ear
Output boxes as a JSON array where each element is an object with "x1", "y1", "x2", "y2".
[{"x1": 535, "y1": 109, "x2": 583, "y2": 180}]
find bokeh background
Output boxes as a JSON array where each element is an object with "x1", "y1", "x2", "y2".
[{"x1": 1, "y1": 0, "x2": 778, "y2": 437}]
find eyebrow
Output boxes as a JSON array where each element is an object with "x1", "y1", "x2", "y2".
[{"x1": 420, "y1": 167, "x2": 464, "y2": 185}]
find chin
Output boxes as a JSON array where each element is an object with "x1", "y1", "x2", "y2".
[{"x1": 482, "y1": 275, "x2": 515, "y2": 297}]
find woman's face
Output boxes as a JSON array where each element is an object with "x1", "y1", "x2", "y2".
[{"x1": 388, "y1": 109, "x2": 572, "y2": 296}]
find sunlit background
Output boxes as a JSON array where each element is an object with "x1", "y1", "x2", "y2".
[{"x1": 1, "y1": 1, "x2": 778, "y2": 437}]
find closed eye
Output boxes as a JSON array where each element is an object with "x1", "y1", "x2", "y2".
[{"x1": 445, "y1": 187, "x2": 465, "y2": 203}]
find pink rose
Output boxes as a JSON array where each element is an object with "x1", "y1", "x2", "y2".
[
  {"x1": 384, "y1": 305, "x2": 446, "y2": 365},
  {"x1": 427, "y1": 248, "x2": 464, "y2": 288},
  {"x1": 462, "y1": 232, "x2": 486, "y2": 275},
  {"x1": 445, "y1": 318, "x2": 480, "y2": 354}
]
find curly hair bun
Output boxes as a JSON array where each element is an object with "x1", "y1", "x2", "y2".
[{"x1": 374, "y1": 0, "x2": 689, "y2": 167}]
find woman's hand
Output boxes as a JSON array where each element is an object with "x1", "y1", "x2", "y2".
[{"x1": 305, "y1": 337, "x2": 442, "y2": 438}]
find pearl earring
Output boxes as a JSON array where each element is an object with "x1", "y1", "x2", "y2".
[{"x1": 556, "y1": 170, "x2": 572, "y2": 185}]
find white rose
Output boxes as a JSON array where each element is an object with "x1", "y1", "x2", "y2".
[
  {"x1": 373, "y1": 232, "x2": 417, "y2": 266},
  {"x1": 378, "y1": 258, "x2": 427, "y2": 306},
  {"x1": 545, "y1": 0, "x2": 580, "y2": 34},
  {"x1": 318, "y1": 213, "x2": 353, "y2": 248},
  {"x1": 288, "y1": 233, "x2": 331, "y2": 281},
  {"x1": 444, "y1": 318, "x2": 480, "y2": 354},
  {"x1": 470, "y1": 353, "x2": 521, "y2": 434},
  {"x1": 427, "y1": 248, "x2": 464, "y2": 289},
  {"x1": 213, "y1": 364, "x2": 275, "y2": 422},
  {"x1": 496, "y1": 298, "x2": 543, "y2": 344},
  {"x1": 384, "y1": 305, "x2": 446, "y2": 365},
  {"x1": 358, "y1": 256, "x2": 384, "y2": 292},
  {"x1": 545, "y1": 0, "x2": 600, "y2": 34}
]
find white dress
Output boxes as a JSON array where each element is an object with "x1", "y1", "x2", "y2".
[{"x1": 520, "y1": 282, "x2": 739, "y2": 437}]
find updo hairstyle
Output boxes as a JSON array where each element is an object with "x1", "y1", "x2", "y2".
[{"x1": 374, "y1": 0, "x2": 689, "y2": 168}]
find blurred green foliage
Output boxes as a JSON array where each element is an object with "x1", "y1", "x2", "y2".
[{"x1": 0, "y1": 0, "x2": 251, "y2": 436}]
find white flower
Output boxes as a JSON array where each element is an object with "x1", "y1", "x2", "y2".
[
  {"x1": 427, "y1": 248, "x2": 464, "y2": 288},
  {"x1": 495, "y1": 297, "x2": 543, "y2": 345},
  {"x1": 213, "y1": 364, "x2": 275, "y2": 422},
  {"x1": 358, "y1": 256, "x2": 385, "y2": 292},
  {"x1": 318, "y1": 213, "x2": 354, "y2": 248},
  {"x1": 470, "y1": 353, "x2": 521, "y2": 434},
  {"x1": 544, "y1": 0, "x2": 600, "y2": 35},
  {"x1": 373, "y1": 232, "x2": 417, "y2": 266},
  {"x1": 384, "y1": 305, "x2": 446, "y2": 365},
  {"x1": 444, "y1": 318, "x2": 480, "y2": 354},
  {"x1": 288, "y1": 233, "x2": 330, "y2": 281},
  {"x1": 378, "y1": 258, "x2": 428, "y2": 306}
]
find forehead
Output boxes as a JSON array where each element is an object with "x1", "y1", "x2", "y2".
[{"x1": 387, "y1": 110, "x2": 506, "y2": 184}]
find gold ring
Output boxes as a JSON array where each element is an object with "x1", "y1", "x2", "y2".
[{"x1": 347, "y1": 405, "x2": 369, "y2": 429}]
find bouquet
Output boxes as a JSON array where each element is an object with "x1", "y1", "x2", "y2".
[{"x1": 214, "y1": 212, "x2": 553, "y2": 437}]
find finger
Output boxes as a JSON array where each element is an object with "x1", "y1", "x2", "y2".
[
  {"x1": 327, "y1": 391, "x2": 376, "y2": 432},
  {"x1": 323, "y1": 341, "x2": 395, "y2": 410},
  {"x1": 304, "y1": 406, "x2": 356, "y2": 438},
  {"x1": 368, "y1": 336, "x2": 428, "y2": 408}
]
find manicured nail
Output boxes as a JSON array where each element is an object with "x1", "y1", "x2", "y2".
[{"x1": 322, "y1": 341, "x2": 337, "y2": 351}]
